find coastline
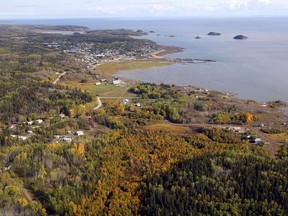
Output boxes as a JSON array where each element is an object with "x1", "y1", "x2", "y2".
[
  {"x1": 94, "y1": 45, "x2": 183, "y2": 75},
  {"x1": 151, "y1": 46, "x2": 183, "y2": 58}
]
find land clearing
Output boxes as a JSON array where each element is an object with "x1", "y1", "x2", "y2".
[
  {"x1": 265, "y1": 132, "x2": 288, "y2": 143},
  {"x1": 146, "y1": 123, "x2": 190, "y2": 135}
]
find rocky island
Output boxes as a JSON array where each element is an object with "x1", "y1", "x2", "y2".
[
  {"x1": 234, "y1": 35, "x2": 248, "y2": 40},
  {"x1": 207, "y1": 32, "x2": 221, "y2": 36}
]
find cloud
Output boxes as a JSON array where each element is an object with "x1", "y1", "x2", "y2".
[
  {"x1": 0, "y1": 0, "x2": 287, "y2": 19},
  {"x1": 258, "y1": 0, "x2": 270, "y2": 4}
]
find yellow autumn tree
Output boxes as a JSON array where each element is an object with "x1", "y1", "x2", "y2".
[
  {"x1": 69, "y1": 143, "x2": 85, "y2": 156},
  {"x1": 18, "y1": 198, "x2": 28, "y2": 207},
  {"x1": 234, "y1": 112, "x2": 253, "y2": 124}
]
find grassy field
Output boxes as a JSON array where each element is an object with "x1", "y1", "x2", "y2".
[
  {"x1": 96, "y1": 60, "x2": 171, "y2": 75},
  {"x1": 90, "y1": 84, "x2": 136, "y2": 97},
  {"x1": 265, "y1": 133, "x2": 288, "y2": 144},
  {"x1": 61, "y1": 79, "x2": 136, "y2": 98}
]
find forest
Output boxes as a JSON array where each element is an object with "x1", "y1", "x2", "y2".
[{"x1": 0, "y1": 24, "x2": 288, "y2": 215}]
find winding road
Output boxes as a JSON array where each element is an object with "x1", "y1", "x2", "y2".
[
  {"x1": 51, "y1": 70, "x2": 278, "y2": 157},
  {"x1": 94, "y1": 97, "x2": 103, "y2": 110}
]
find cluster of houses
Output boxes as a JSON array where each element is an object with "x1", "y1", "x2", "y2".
[
  {"x1": 95, "y1": 77, "x2": 124, "y2": 86},
  {"x1": 121, "y1": 99, "x2": 141, "y2": 107},
  {"x1": 9, "y1": 118, "x2": 87, "y2": 144},
  {"x1": 42, "y1": 34, "x2": 162, "y2": 72},
  {"x1": 228, "y1": 126, "x2": 262, "y2": 144},
  {"x1": 61, "y1": 42, "x2": 149, "y2": 70},
  {"x1": 54, "y1": 130, "x2": 85, "y2": 143},
  {"x1": 10, "y1": 135, "x2": 28, "y2": 141},
  {"x1": 10, "y1": 119, "x2": 45, "y2": 141},
  {"x1": 26, "y1": 119, "x2": 44, "y2": 125}
]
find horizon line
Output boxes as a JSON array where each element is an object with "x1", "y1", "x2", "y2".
[{"x1": 1, "y1": 15, "x2": 288, "y2": 21}]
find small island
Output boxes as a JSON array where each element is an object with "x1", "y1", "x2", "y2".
[
  {"x1": 195, "y1": 36, "x2": 201, "y2": 39},
  {"x1": 234, "y1": 35, "x2": 248, "y2": 40},
  {"x1": 208, "y1": 32, "x2": 221, "y2": 36}
]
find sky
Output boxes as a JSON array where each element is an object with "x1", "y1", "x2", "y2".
[{"x1": 0, "y1": 0, "x2": 287, "y2": 19}]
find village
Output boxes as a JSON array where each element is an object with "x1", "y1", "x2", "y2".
[{"x1": 38, "y1": 30, "x2": 164, "y2": 70}]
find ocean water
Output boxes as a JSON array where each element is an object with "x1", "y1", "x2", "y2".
[{"x1": 7, "y1": 17, "x2": 288, "y2": 102}]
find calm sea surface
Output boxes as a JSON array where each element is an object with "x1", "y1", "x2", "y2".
[{"x1": 8, "y1": 17, "x2": 288, "y2": 102}]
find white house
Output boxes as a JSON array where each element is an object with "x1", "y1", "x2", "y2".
[
  {"x1": 135, "y1": 103, "x2": 141, "y2": 107},
  {"x1": 18, "y1": 136, "x2": 28, "y2": 141},
  {"x1": 10, "y1": 135, "x2": 27, "y2": 141},
  {"x1": 36, "y1": 119, "x2": 44, "y2": 124},
  {"x1": 75, "y1": 131, "x2": 84, "y2": 136},
  {"x1": 54, "y1": 135, "x2": 61, "y2": 140},
  {"x1": 113, "y1": 80, "x2": 122, "y2": 85},
  {"x1": 27, "y1": 121, "x2": 34, "y2": 125},
  {"x1": 95, "y1": 82, "x2": 102, "y2": 86},
  {"x1": 4, "y1": 165, "x2": 11, "y2": 171},
  {"x1": 122, "y1": 99, "x2": 129, "y2": 105}
]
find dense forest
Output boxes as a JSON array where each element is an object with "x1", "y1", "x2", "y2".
[{"x1": 0, "y1": 24, "x2": 288, "y2": 215}]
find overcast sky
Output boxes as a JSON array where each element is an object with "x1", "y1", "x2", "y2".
[{"x1": 1, "y1": 0, "x2": 287, "y2": 19}]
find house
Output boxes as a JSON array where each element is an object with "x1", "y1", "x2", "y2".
[
  {"x1": 95, "y1": 82, "x2": 102, "y2": 86},
  {"x1": 27, "y1": 121, "x2": 34, "y2": 125},
  {"x1": 100, "y1": 79, "x2": 107, "y2": 83},
  {"x1": 254, "y1": 138, "x2": 262, "y2": 143},
  {"x1": 27, "y1": 130, "x2": 33, "y2": 134},
  {"x1": 67, "y1": 131, "x2": 72, "y2": 135},
  {"x1": 59, "y1": 114, "x2": 65, "y2": 118},
  {"x1": 54, "y1": 135, "x2": 61, "y2": 140},
  {"x1": 113, "y1": 80, "x2": 122, "y2": 85},
  {"x1": 10, "y1": 135, "x2": 27, "y2": 141},
  {"x1": 4, "y1": 164, "x2": 11, "y2": 171},
  {"x1": 75, "y1": 131, "x2": 84, "y2": 136},
  {"x1": 122, "y1": 99, "x2": 129, "y2": 105},
  {"x1": 250, "y1": 137, "x2": 262, "y2": 144},
  {"x1": 36, "y1": 119, "x2": 44, "y2": 124},
  {"x1": 135, "y1": 103, "x2": 141, "y2": 107},
  {"x1": 18, "y1": 136, "x2": 28, "y2": 141},
  {"x1": 63, "y1": 137, "x2": 72, "y2": 142}
]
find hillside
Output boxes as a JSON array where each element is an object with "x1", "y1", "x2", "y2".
[{"x1": 0, "y1": 24, "x2": 287, "y2": 216}]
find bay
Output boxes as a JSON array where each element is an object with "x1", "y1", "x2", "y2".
[{"x1": 7, "y1": 17, "x2": 288, "y2": 102}]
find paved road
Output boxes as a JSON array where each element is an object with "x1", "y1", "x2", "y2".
[{"x1": 249, "y1": 127, "x2": 277, "y2": 157}]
